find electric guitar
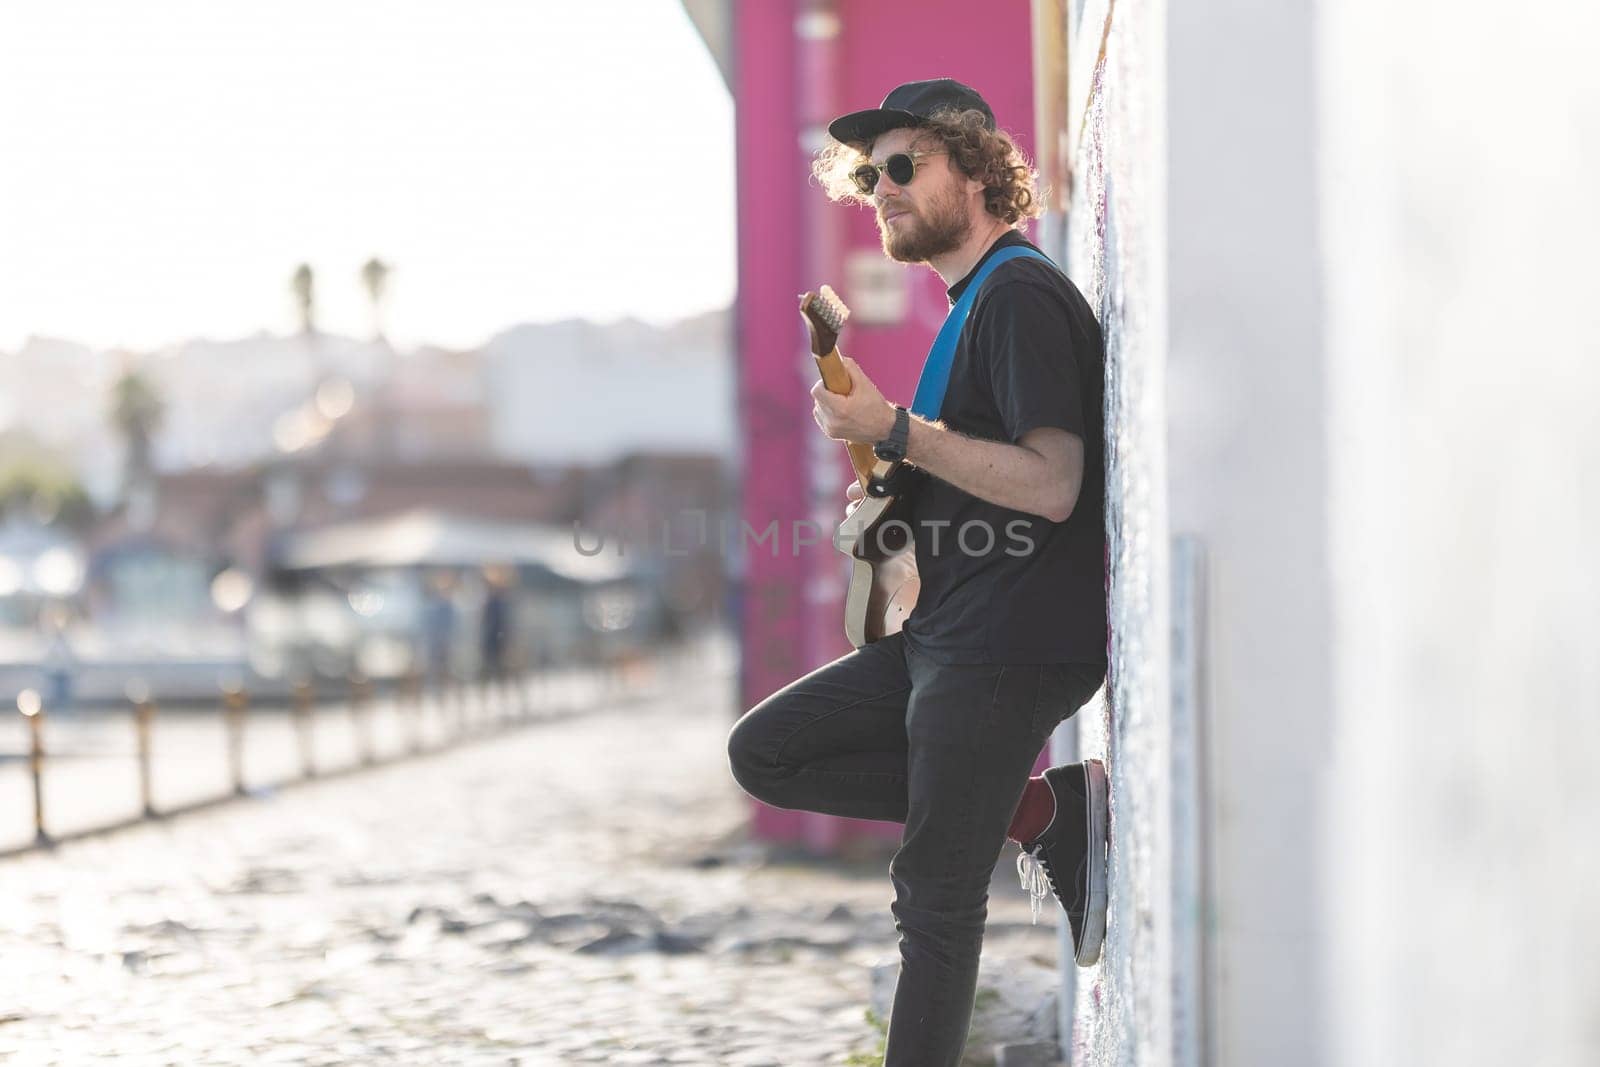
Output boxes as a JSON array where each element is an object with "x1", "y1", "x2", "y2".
[{"x1": 798, "y1": 285, "x2": 920, "y2": 648}]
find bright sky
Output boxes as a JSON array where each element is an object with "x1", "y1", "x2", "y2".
[{"x1": 0, "y1": 0, "x2": 735, "y2": 352}]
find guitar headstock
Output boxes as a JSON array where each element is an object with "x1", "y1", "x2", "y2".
[{"x1": 799, "y1": 284, "x2": 850, "y2": 356}]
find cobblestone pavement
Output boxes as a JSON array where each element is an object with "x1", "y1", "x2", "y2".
[{"x1": 0, "y1": 652, "x2": 1063, "y2": 1065}]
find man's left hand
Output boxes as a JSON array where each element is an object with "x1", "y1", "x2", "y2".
[{"x1": 811, "y1": 356, "x2": 897, "y2": 445}]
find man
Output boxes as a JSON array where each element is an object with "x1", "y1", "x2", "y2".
[{"x1": 726, "y1": 78, "x2": 1109, "y2": 1066}]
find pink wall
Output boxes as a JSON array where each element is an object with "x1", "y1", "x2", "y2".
[{"x1": 735, "y1": 0, "x2": 1038, "y2": 849}]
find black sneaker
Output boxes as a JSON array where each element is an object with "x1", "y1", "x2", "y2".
[{"x1": 1014, "y1": 758, "x2": 1108, "y2": 966}]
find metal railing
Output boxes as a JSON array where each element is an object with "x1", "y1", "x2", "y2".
[{"x1": 3, "y1": 642, "x2": 698, "y2": 857}]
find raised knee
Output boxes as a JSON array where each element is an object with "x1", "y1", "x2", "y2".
[{"x1": 725, "y1": 712, "x2": 772, "y2": 794}]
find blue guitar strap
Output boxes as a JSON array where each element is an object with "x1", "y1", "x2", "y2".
[{"x1": 908, "y1": 244, "x2": 1057, "y2": 420}]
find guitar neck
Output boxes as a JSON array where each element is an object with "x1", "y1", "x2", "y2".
[{"x1": 814, "y1": 346, "x2": 880, "y2": 485}]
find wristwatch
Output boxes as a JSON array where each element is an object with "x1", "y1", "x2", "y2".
[{"x1": 873, "y1": 404, "x2": 911, "y2": 463}]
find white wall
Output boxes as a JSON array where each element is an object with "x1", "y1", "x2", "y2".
[
  {"x1": 1319, "y1": 4, "x2": 1600, "y2": 1064},
  {"x1": 1068, "y1": 0, "x2": 1600, "y2": 1063},
  {"x1": 1166, "y1": 0, "x2": 1335, "y2": 1062}
]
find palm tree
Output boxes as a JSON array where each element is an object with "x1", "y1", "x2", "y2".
[
  {"x1": 360, "y1": 257, "x2": 391, "y2": 342},
  {"x1": 291, "y1": 263, "x2": 316, "y2": 336},
  {"x1": 109, "y1": 368, "x2": 164, "y2": 504}
]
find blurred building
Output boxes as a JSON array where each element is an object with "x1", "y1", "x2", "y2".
[
  {"x1": 0, "y1": 309, "x2": 735, "y2": 704},
  {"x1": 581, "y1": 451, "x2": 733, "y2": 626},
  {"x1": 267, "y1": 509, "x2": 645, "y2": 682},
  {"x1": 330, "y1": 344, "x2": 496, "y2": 462},
  {"x1": 482, "y1": 310, "x2": 733, "y2": 464}
]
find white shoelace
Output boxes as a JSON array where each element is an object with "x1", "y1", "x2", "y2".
[{"x1": 1016, "y1": 846, "x2": 1050, "y2": 925}]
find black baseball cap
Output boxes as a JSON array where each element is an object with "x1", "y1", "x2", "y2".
[{"x1": 826, "y1": 77, "x2": 996, "y2": 147}]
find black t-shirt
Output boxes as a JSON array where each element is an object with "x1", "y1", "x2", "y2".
[{"x1": 896, "y1": 230, "x2": 1107, "y2": 665}]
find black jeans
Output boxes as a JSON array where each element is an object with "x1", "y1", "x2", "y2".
[{"x1": 725, "y1": 631, "x2": 1106, "y2": 1066}]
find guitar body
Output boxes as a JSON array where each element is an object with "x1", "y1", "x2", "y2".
[
  {"x1": 834, "y1": 482, "x2": 920, "y2": 647},
  {"x1": 799, "y1": 285, "x2": 922, "y2": 648}
]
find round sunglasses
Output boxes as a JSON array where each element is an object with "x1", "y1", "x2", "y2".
[{"x1": 849, "y1": 149, "x2": 948, "y2": 195}]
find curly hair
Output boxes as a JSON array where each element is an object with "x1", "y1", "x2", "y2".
[{"x1": 811, "y1": 107, "x2": 1043, "y2": 226}]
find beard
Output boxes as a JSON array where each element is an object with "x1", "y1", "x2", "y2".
[{"x1": 878, "y1": 184, "x2": 972, "y2": 264}]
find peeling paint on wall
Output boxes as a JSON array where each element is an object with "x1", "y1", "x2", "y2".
[{"x1": 1064, "y1": 0, "x2": 1173, "y2": 1063}]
